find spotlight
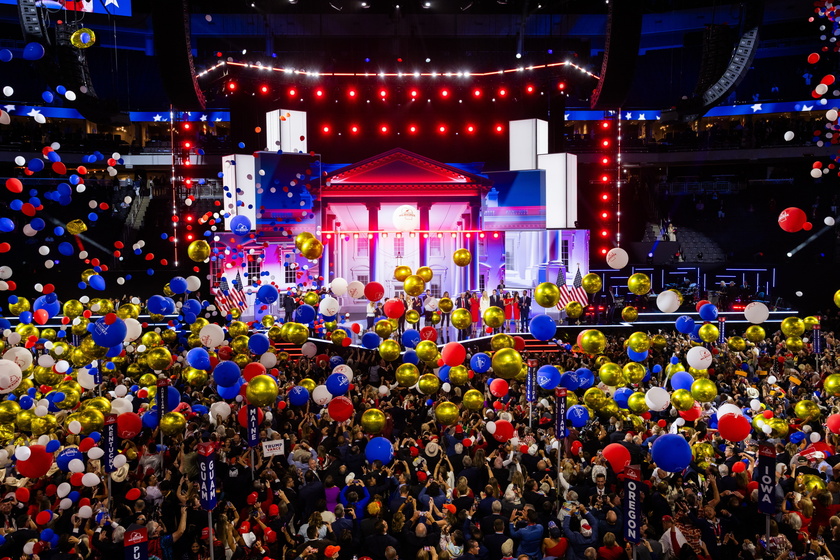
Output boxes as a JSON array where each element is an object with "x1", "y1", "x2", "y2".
[
  {"x1": 601, "y1": 193, "x2": 609, "y2": 201},
  {"x1": 498, "y1": 87, "x2": 507, "y2": 97},
  {"x1": 422, "y1": 1, "x2": 431, "y2": 7},
  {"x1": 350, "y1": 125, "x2": 359, "y2": 133},
  {"x1": 408, "y1": 125, "x2": 418, "y2": 133},
  {"x1": 348, "y1": 88, "x2": 357, "y2": 98},
  {"x1": 361, "y1": 1, "x2": 370, "y2": 6},
  {"x1": 466, "y1": 124, "x2": 475, "y2": 133},
  {"x1": 440, "y1": 88, "x2": 449, "y2": 98},
  {"x1": 600, "y1": 230, "x2": 608, "y2": 237},
  {"x1": 379, "y1": 89, "x2": 387, "y2": 98},
  {"x1": 438, "y1": 125, "x2": 446, "y2": 133},
  {"x1": 525, "y1": 85, "x2": 534, "y2": 93},
  {"x1": 288, "y1": 88, "x2": 297, "y2": 96},
  {"x1": 315, "y1": 88, "x2": 324, "y2": 98},
  {"x1": 227, "y1": 82, "x2": 237, "y2": 91},
  {"x1": 322, "y1": 125, "x2": 330, "y2": 133},
  {"x1": 494, "y1": 125, "x2": 504, "y2": 133},
  {"x1": 473, "y1": 88, "x2": 481, "y2": 97},
  {"x1": 410, "y1": 89, "x2": 419, "y2": 98},
  {"x1": 380, "y1": 125, "x2": 388, "y2": 133},
  {"x1": 259, "y1": 85, "x2": 269, "y2": 94}
]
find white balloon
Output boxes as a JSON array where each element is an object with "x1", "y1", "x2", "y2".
[
  {"x1": 88, "y1": 447, "x2": 105, "y2": 460},
  {"x1": 0, "y1": 110, "x2": 8, "y2": 126},
  {"x1": 115, "y1": 385, "x2": 128, "y2": 397},
  {"x1": 68, "y1": 420, "x2": 82, "y2": 434},
  {"x1": 717, "y1": 403, "x2": 743, "y2": 418},
  {"x1": 14, "y1": 446, "x2": 31, "y2": 461},
  {"x1": 318, "y1": 296, "x2": 340, "y2": 317},
  {"x1": 645, "y1": 387, "x2": 670, "y2": 411},
  {"x1": 59, "y1": 498, "x2": 73, "y2": 510},
  {"x1": 810, "y1": 433, "x2": 821, "y2": 443},
  {"x1": 784, "y1": 131, "x2": 795, "y2": 141},
  {"x1": 0, "y1": 359, "x2": 23, "y2": 394},
  {"x1": 34, "y1": 113, "x2": 46, "y2": 124},
  {"x1": 750, "y1": 399, "x2": 761, "y2": 411},
  {"x1": 82, "y1": 473, "x2": 100, "y2": 487},
  {"x1": 199, "y1": 324, "x2": 225, "y2": 348},
  {"x1": 332, "y1": 364, "x2": 353, "y2": 382},
  {"x1": 816, "y1": 83, "x2": 829, "y2": 96},
  {"x1": 674, "y1": 418, "x2": 685, "y2": 427},
  {"x1": 767, "y1": 376, "x2": 777, "y2": 385},
  {"x1": 23, "y1": 543, "x2": 34, "y2": 556},
  {"x1": 762, "y1": 425, "x2": 773, "y2": 435},
  {"x1": 656, "y1": 291, "x2": 680, "y2": 313},
  {"x1": 68, "y1": 458, "x2": 85, "y2": 472},
  {"x1": 378, "y1": 385, "x2": 390, "y2": 396},
  {"x1": 14, "y1": 156, "x2": 24, "y2": 166},
  {"x1": 346, "y1": 281, "x2": 365, "y2": 299},
  {"x1": 2, "y1": 86, "x2": 12, "y2": 97},
  {"x1": 606, "y1": 247, "x2": 629, "y2": 270},
  {"x1": 123, "y1": 318, "x2": 142, "y2": 342},
  {"x1": 828, "y1": 109, "x2": 839, "y2": 122},
  {"x1": 3, "y1": 348, "x2": 32, "y2": 372},
  {"x1": 826, "y1": 217, "x2": 836, "y2": 226},
  {"x1": 34, "y1": 405, "x2": 48, "y2": 417},
  {"x1": 312, "y1": 385, "x2": 332, "y2": 406},
  {"x1": 78, "y1": 505, "x2": 93, "y2": 518},
  {"x1": 210, "y1": 401, "x2": 232, "y2": 419},
  {"x1": 301, "y1": 342, "x2": 318, "y2": 357},
  {"x1": 110, "y1": 397, "x2": 132, "y2": 415},
  {"x1": 77, "y1": 369, "x2": 96, "y2": 390},
  {"x1": 330, "y1": 277, "x2": 348, "y2": 297},
  {"x1": 259, "y1": 352, "x2": 277, "y2": 368},
  {"x1": 686, "y1": 346, "x2": 713, "y2": 370},
  {"x1": 57, "y1": 482, "x2": 71, "y2": 498},
  {"x1": 811, "y1": 168, "x2": 823, "y2": 179},
  {"x1": 112, "y1": 454, "x2": 127, "y2": 468},
  {"x1": 485, "y1": 420, "x2": 497, "y2": 435},
  {"x1": 65, "y1": 91, "x2": 76, "y2": 101},
  {"x1": 0, "y1": 266, "x2": 10, "y2": 280},
  {"x1": 424, "y1": 297, "x2": 440, "y2": 312},
  {"x1": 744, "y1": 302, "x2": 769, "y2": 324},
  {"x1": 441, "y1": 382, "x2": 451, "y2": 392},
  {"x1": 392, "y1": 204, "x2": 420, "y2": 231},
  {"x1": 186, "y1": 276, "x2": 202, "y2": 292}
]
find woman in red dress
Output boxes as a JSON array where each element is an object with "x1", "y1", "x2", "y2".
[
  {"x1": 469, "y1": 291, "x2": 481, "y2": 337},
  {"x1": 503, "y1": 291, "x2": 514, "y2": 333}
]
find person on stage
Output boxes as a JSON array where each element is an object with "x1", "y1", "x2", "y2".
[
  {"x1": 470, "y1": 291, "x2": 481, "y2": 338},
  {"x1": 519, "y1": 290, "x2": 532, "y2": 331}
]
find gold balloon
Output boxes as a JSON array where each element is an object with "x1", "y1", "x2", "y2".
[
  {"x1": 228, "y1": 321, "x2": 249, "y2": 337},
  {"x1": 15, "y1": 409, "x2": 34, "y2": 431},
  {"x1": 786, "y1": 336, "x2": 804, "y2": 353},
  {"x1": 781, "y1": 317, "x2": 805, "y2": 337},
  {"x1": 581, "y1": 273, "x2": 602, "y2": 294},
  {"x1": 0, "y1": 424, "x2": 13, "y2": 443},
  {"x1": 361, "y1": 408, "x2": 386, "y2": 434},
  {"x1": 31, "y1": 415, "x2": 57, "y2": 436},
  {"x1": 187, "y1": 239, "x2": 211, "y2": 262},
  {"x1": 184, "y1": 367, "x2": 208, "y2": 386},
  {"x1": 491, "y1": 348, "x2": 522, "y2": 379},
  {"x1": 627, "y1": 273, "x2": 651, "y2": 296},
  {"x1": 55, "y1": 388, "x2": 81, "y2": 410},
  {"x1": 767, "y1": 417, "x2": 789, "y2": 438},
  {"x1": 160, "y1": 412, "x2": 187, "y2": 436},
  {"x1": 140, "y1": 331, "x2": 162, "y2": 348},
  {"x1": 69, "y1": 27, "x2": 96, "y2": 48},
  {"x1": 300, "y1": 238, "x2": 323, "y2": 260},
  {"x1": 599, "y1": 400, "x2": 620, "y2": 418},
  {"x1": 451, "y1": 308, "x2": 472, "y2": 329},
  {"x1": 79, "y1": 408, "x2": 105, "y2": 433},
  {"x1": 395, "y1": 363, "x2": 420, "y2": 387},
  {"x1": 439, "y1": 298, "x2": 454, "y2": 313},
  {"x1": 698, "y1": 324, "x2": 719, "y2": 343},
  {"x1": 534, "y1": 282, "x2": 561, "y2": 308},
  {"x1": 803, "y1": 316, "x2": 819, "y2": 330},
  {"x1": 374, "y1": 320, "x2": 394, "y2": 338},
  {"x1": 727, "y1": 336, "x2": 746, "y2": 352},
  {"x1": 627, "y1": 392, "x2": 647, "y2": 413},
  {"x1": 404, "y1": 275, "x2": 426, "y2": 297},
  {"x1": 484, "y1": 306, "x2": 505, "y2": 328},
  {"x1": 824, "y1": 374, "x2": 840, "y2": 396},
  {"x1": 627, "y1": 332, "x2": 651, "y2": 353},
  {"x1": 745, "y1": 325, "x2": 765, "y2": 343},
  {"x1": 418, "y1": 374, "x2": 441, "y2": 395},
  {"x1": 295, "y1": 231, "x2": 315, "y2": 249},
  {"x1": 66, "y1": 219, "x2": 87, "y2": 236},
  {"x1": 621, "y1": 306, "x2": 639, "y2": 322},
  {"x1": 230, "y1": 335, "x2": 250, "y2": 354},
  {"x1": 670, "y1": 389, "x2": 695, "y2": 411},
  {"x1": 394, "y1": 266, "x2": 412, "y2": 282},
  {"x1": 835, "y1": 289, "x2": 840, "y2": 308},
  {"x1": 416, "y1": 266, "x2": 433, "y2": 283},
  {"x1": 161, "y1": 329, "x2": 177, "y2": 344},
  {"x1": 406, "y1": 310, "x2": 420, "y2": 324},
  {"x1": 583, "y1": 387, "x2": 606, "y2": 409},
  {"x1": 689, "y1": 367, "x2": 709, "y2": 379},
  {"x1": 463, "y1": 389, "x2": 484, "y2": 410},
  {"x1": 652, "y1": 334, "x2": 668, "y2": 350},
  {"x1": 415, "y1": 340, "x2": 438, "y2": 362},
  {"x1": 453, "y1": 249, "x2": 472, "y2": 267},
  {"x1": 599, "y1": 362, "x2": 624, "y2": 386},
  {"x1": 81, "y1": 396, "x2": 111, "y2": 413},
  {"x1": 799, "y1": 474, "x2": 827, "y2": 494},
  {"x1": 261, "y1": 315, "x2": 276, "y2": 328},
  {"x1": 0, "y1": 401, "x2": 20, "y2": 424},
  {"x1": 623, "y1": 362, "x2": 646, "y2": 384},
  {"x1": 277, "y1": 351, "x2": 290, "y2": 362},
  {"x1": 16, "y1": 323, "x2": 39, "y2": 339},
  {"x1": 287, "y1": 323, "x2": 310, "y2": 345},
  {"x1": 691, "y1": 378, "x2": 718, "y2": 402},
  {"x1": 579, "y1": 329, "x2": 607, "y2": 355},
  {"x1": 8, "y1": 297, "x2": 31, "y2": 316},
  {"x1": 63, "y1": 299, "x2": 84, "y2": 318},
  {"x1": 139, "y1": 373, "x2": 158, "y2": 387},
  {"x1": 299, "y1": 378, "x2": 317, "y2": 392},
  {"x1": 146, "y1": 347, "x2": 172, "y2": 370},
  {"x1": 379, "y1": 339, "x2": 401, "y2": 361},
  {"x1": 331, "y1": 329, "x2": 347, "y2": 345},
  {"x1": 117, "y1": 303, "x2": 140, "y2": 320},
  {"x1": 665, "y1": 362, "x2": 685, "y2": 377},
  {"x1": 491, "y1": 333, "x2": 515, "y2": 350},
  {"x1": 163, "y1": 284, "x2": 175, "y2": 297},
  {"x1": 435, "y1": 401, "x2": 460, "y2": 425},
  {"x1": 448, "y1": 365, "x2": 469, "y2": 385},
  {"x1": 429, "y1": 312, "x2": 441, "y2": 325},
  {"x1": 566, "y1": 392, "x2": 579, "y2": 407},
  {"x1": 246, "y1": 374, "x2": 279, "y2": 406},
  {"x1": 794, "y1": 400, "x2": 820, "y2": 421},
  {"x1": 565, "y1": 301, "x2": 584, "y2": 319}
]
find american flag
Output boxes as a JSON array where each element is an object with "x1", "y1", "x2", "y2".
[
  {"x1": 558, "y1": 267, "x2": 589, "y2": 308},
  {"x1": 214, "y1": 273, "x2": 247, "y2": 315}
]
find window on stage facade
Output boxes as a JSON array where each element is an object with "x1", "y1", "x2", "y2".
[
  {"x1": 210, "y1": 256, "x2": 224, "y2": 283},
  {"x1": 430, "y1": 237, "x2": 442, "y2": 257},
  {"x1": 356, "y1": 238, "x2": 369, "y2": 258},
  {"x1": 357, "y1": 274, "x2": 369, "y2": 285},
  {"x1": 478, "y1": 237, "x2": 487, "y2": 258},
  {"x1": 479, "y1": 274, "x2": 486, "y2": 292},
  {"x1": 430, "y1": 278, "x2": 441, "y2": 298},
  {"x1": 561, "y1": 239, "x2": 570, "y2": 266},
  {"x1": 393, "y1": 237, "x2": 404, "y2": 258},
  {"x1": 247, "y1": 257, "x2": 261, "y2": 285},
  {"x1": 505, "y1": 243, "x2": 515, "y2": 272},
  {"x1": 285, "y1": 262, "x2": 297, "y2": 284}
]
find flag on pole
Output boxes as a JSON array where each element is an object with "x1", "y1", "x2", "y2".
[
  {"x1": 213, "y1": 274, "x2": 247, "y2": 315},
  {"x1": 558, "y1": 267, "x2": 589, "y2": 308}
]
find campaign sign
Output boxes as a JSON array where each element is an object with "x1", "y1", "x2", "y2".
[
  {"x1": 623, "y1": 466, "x2": 642, "y2": 544},
  {"x1": 124, "y1": 527, "x2": 148, "y2": 560},
  {"x1": 758, "y1": 444, "x2": 777, "y2": 515},
  {"x1": 262, "y1": 440, "x2": 285, "y2": 457},
  {"x1": 156, "y1": 378, "x2": 170, "y2": 420},
  {"x1": 247, "y1": 405, "x2": 260, "y2": 448},
  {"x1": 526, "y1": 365, "x2": 535, "y2": 403},
  {"x1": 555, "y1": 388, "x2": 567, "y2": 439},
  {"x1": 197, "y1": 442, "x2": 218, "y2": 511},
  {"x1": 103, "y1": 414, "x2": 118, "y2": 473}
]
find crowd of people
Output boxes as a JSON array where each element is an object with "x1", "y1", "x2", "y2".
[{"x1": 0, "y1": 293, "x2": 838, "y2": 560}]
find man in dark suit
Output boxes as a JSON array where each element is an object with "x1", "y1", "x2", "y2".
[
  {"x1": 489, "y1": 290, "x2": 503, "y2": 334},
  {"x1": 519, "y1": 290, "x2": 532, "y2": 331},
  {"x1": 480, "y1": 501, "x2": 510, "y2": 538},
  {"x1": 483, "y1": 518, "x2": 510, "y2": 560}
]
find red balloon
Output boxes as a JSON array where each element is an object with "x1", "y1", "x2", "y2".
[
  {"x1": 364, "y1": 282, "x2": 385, "y2": 302},
  {"x1": 603, "y1": 443, "x2": 631, "y2": 473},
  {"x1": 695, "y1": 300, "x2": 711, "y2": 312},
  {"x1": 492, "y1": 419, "x2": 514, "y2": 442},
  {"x1": 15, "y1": 488, "x2": 29, "y2": 502},
  {"x1": 809, "y1": 52, "x2": 820, "y2": 64},
  {"x1": 747, "y1": 480, "x2": 759, "y2": 493},
  {"x1": 243, "y1": 362, "x2": 266, "y2": 381},
  {"x1": 351, "y1": 323, "x2": 361, "y2": 334},
  {"x1": 441, "y1": 342, "x2": 466, "y2": 367},
  {"x1": 35, "y1": 511, "x2": 52, "y2": 526},
  {"x1": 5, "y1": 178, "x2": 22, "y2": 193},
  {"x1": 718, "y1": 413, "x2": 751, "y2": 442},
  {"x1": 827, "y1": 414, "x2": 840, "y2": 434},
  {"x1": 16, "y1": 445, "x2": 52, "y2": 479},
  {"x1": 679, "y1": 402, "x2": 703, "y2": 422},
  {"x1": 217, "y1": 346, "x2": 233, "y2": 360},
  {"x1": 33, "y1": 309, "x2": 49, "y2": 325},
  {"x1": 45, "y1": 484, "x2": 56, "y2": 497},
  {"x1": 117, "y1": 412, "x2": 143, "y2": 439},
  {"x1": 732, "y1": 461, "x2": 747, "y2": 473},
  {"x1": 237, "y1": 405, "x2": 264, "y2": 428},
  {"x1": 762, "y1": 410, "x2": 774, "y2": 419},
  {"x1": 512, "y1": 336, "x2": 526, "y2": 352},
  {"x1": 79, "y1": 437, "x2": 96, "y2": 453},
  {"x1": 383, "y1": 299, "x2": 405, "y2": 319},
  {"x1": 489, "y1": 378, "x2": 509, "y2": 397},
  {"x1": 778, "y1": 207, "x2": 808, "y2": 233},
  {"x1": 70, "y1": 472, "x2": 84, "y2": 486},
  {"x1": 126, "y1": 488, "x2": 142, "y2": 501},
  {"x1": 419, "y1": 326, "x2": 438, "y2": 342},
  {"x1": 327, "y1": 396, "x2": 354, "y2": 422}
]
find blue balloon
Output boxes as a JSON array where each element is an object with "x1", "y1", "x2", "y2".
[
  {"x1": 42, "y1": 91, "x2": 54, "y2": 103},
  {"x1": 33, "y1": 295, "x2": 60, "y2": 318},
  {"x1": 559, "y1": 371, "x2": 580, "y2": 390},
  {"x1": 614, "y1": 387, "x2": 633, "y2": 409},
  {"x1": 0, "y1": 218, "x2": 13, "y2": 233},
  {"x1": 627, "y1": 347, "x2": 648, "y2": 362},
  {"x1": 326, "y1": 373, "x2": 350, "y2": 396},
  {"x1": 0, "y1": 49, "x2": 11, "y2": 62},
  {"x1": 470, "y1": 352, "x2": 491, "y2": 374},
  {"x1": 230, "y1": 215, "x2": 252, "y2": 236},
  {"x1": 365, "y1": 436, "x2": 394, "y2": 464},
  {"x1": 56, "y1": 448, "x2": 84, "y2": 471},
  {"x1": 161, "y1": 297, "x2": 176, "y2": 315},
  {"x1": 401, "y1": 329, "x2": 421, "y2": 348},
  {"x1": 256, "y1": 284, "x2": 279, "y2": 304},
  {"x1": 537, "y1": 365, "x2": 561, "y2": 390},
  {"x1": 437, "y1": 365, "x2": 450, "y2": 382},
  {"x1": 575, "y1": 368, "x2": 595, "y2": 390},
  {"x1": 213, "y1": 361, "x2": 241, "y2": 387},
  {"x1": 698, "y1": 303, "x2": 718, "y2": 322},
  {"x1": 329, "y1": 356, "x2": 344, "y2": 368},
  {"x1": 294, "y1": 304, "x2": 316, "y2": 324},
  {"x1": 288, "y1": 386, "x2": 310, "y2": 406},
  {"x1": 87, "y1": 274, "x2": 105, "y2": 290},
  {"x1": 147, "y1": 295, "x2": 168, "y2": 315},
  {"x1": 142, "y1": 412, "x2": 159, "y2": 429},
  {"x1": 216, "y1": 382, "x2": 242, "y2": 400},
  {"x1": 529, "y1": 314, "x2": 556, "y2": 341},
  {"x1": 163, "y1": 386, "x2": 181, "y2": 411},
  {"x1": 170, "y1": 276, "x2": 188, "y2": 294},
  {"x1": 45, "y1": 440, "x2": 60, "y2": 453},
  {"x1": 652, "y1": 364, "x2": 663, "y2": 374},
  {"x1": 567, "y1": 405, "x2": 590, "y2": 428},
  {"x1": 248, "y1": 333, "x2": 270, "y2": 355},
  {"x1": 403, "y1": 349, "x2": 419, "y2": 365},
  {"x1": 187, "y1": 347, "x2": 211, "y2": 370},
  {"x1": 670, "y1": 371, "x2": 694, "y2": 392},
  {"x1": 183, "y1": 299, "x2": 202, "y2": 316},
  {"x1": 651, "y1": 434, "x2": 692, "y2": 472},
  {"x1": 669, "y1": 356, "x2": 680, "y2": 365},
  {"x1": 90, "y1": 317, "x2": 127, "y2": 348},
  {"x1": 675, "y1": 315, "x2": 695, "y2": 334},
  {"x1": 19, "y1": 311, "x2": 32, "y2": 324},
  {"x1": 361, "y1": 332, "x2": 380, "y2": 349},
  {"x1": 22, "y1": 42, "x2": 45, "y2": 61}
]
